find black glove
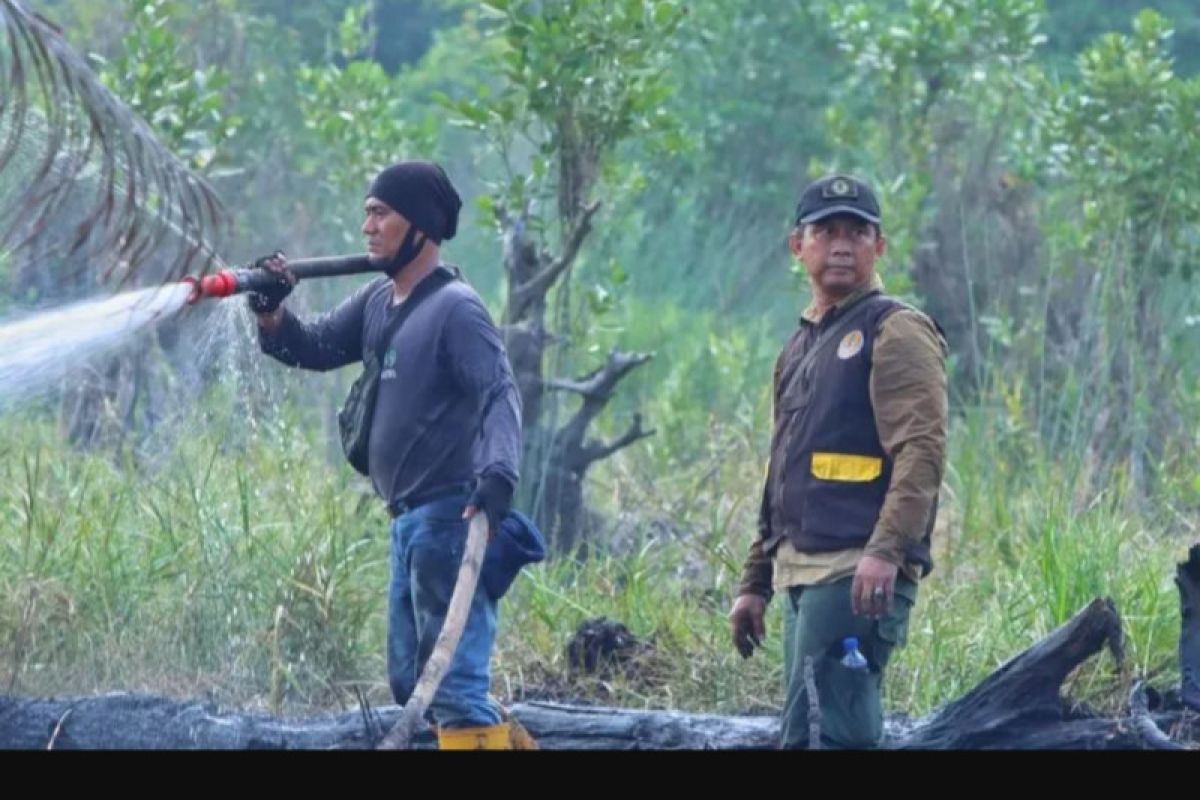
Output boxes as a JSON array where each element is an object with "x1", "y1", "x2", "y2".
[
  {"x1": 246, "y1": 251, "x2": 293, "y2": 314},
  {"x1": 467, "y1": 473, "x2": 514, "y2": 537}
]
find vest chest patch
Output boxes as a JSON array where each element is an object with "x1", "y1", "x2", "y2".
[{"x1": 837, "y1": 330, "x2": 865, "y2": 360}]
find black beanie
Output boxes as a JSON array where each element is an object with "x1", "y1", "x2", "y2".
[{"x1": 367, "y1": 161, "x2": 462, "y2": 242}]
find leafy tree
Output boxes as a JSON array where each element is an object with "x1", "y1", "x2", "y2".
[{"x1": 443, "y1": 0, "x2": 689, "y2": 550}]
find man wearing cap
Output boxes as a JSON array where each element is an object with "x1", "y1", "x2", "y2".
[
  {"x1": 728, "y1": 174, "x2": 948, "y2": 749},
  {"x1": 250, "y1": 160, "x2": 532, "y2": 749}
]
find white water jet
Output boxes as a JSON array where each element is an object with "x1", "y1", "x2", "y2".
[{"x1": 0, "y1": 283, "x2": 194, "y2": 410}]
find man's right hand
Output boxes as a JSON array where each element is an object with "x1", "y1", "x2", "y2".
[
  {"x1": 247, "y1": 250, "x2": 295, "y2": 315},
  {"x1": 729, "y1": 593, "x2": 767, "y2": 659}
]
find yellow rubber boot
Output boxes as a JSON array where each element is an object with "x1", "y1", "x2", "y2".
[{"x1": 438, "y1": 724, "x2": 513, "y2": 750}]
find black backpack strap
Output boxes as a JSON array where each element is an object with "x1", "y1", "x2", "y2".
[{"x1": 370, "y1": 266, "x2": 457, "y2": 362}]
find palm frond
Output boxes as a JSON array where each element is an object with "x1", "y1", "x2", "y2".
[{"x1": 0, "y1": 0, "x2": 227, "y2": 287}]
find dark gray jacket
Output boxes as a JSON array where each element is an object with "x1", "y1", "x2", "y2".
[{"x1": 258, "y1": 267, "x2": 522, "y2": 510}]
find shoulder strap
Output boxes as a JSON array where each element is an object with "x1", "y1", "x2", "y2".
[{"x1": 372, "y1": 266, "x2": 457, "y2": 361}]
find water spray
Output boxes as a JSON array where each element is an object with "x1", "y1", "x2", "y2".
[
  {"x1": 0, "y1": 253, "x2": 381, "y2": 410},
  {"x1": 181, "y1": 254, "x2": 377, "y2": 304}
]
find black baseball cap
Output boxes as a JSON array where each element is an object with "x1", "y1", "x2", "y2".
[{"x1": 794, "y1": 174, "x2": 881, "y2": 226}]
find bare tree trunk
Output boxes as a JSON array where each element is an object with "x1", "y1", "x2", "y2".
[
  {"x1": 541, "y1": 351, "x2": 655, "y2": 552},
  {"x1": 496, "y1": 200, "x2": 654, "y2": 551},
  {"x1": 909, "y1": 113, "x2": 1042, "y2": 402},
  {"x1": 500, "y1": 210, "x2": 553, "y2": 433}
]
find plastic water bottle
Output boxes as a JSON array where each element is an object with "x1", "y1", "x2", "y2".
[{"x1": 840, "y1": 636, "x2": 869, "y2": 671}]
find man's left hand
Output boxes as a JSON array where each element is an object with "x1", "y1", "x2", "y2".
[
  {"x1": 852, "y1": 554, "x2": 898, "y2": 618},
  {"x1": 247, "y1": 251, "x2": 295, "y2": 314},
  {"x1": 463, "y1": 474, "x2": 513, "y2": 540}
]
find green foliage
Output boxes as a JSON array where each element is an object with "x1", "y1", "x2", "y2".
[
  {"x1": 1051, "y1": 10, "x2": 1200, "y2": 277},
  {"x1": 825, "y1": 0, "x2": 1048, "y2": 274},
  {"x1": 234, "y1": 0, "x2": 456, "y2": 71},
  {"x1": 0, "y1": 402, "x2": 388, "y2": 709},
  {"x1": 660, "y1": 1, "x2": 841, "y2": 220},
  {"x1": 292, "y1": 4, "x2": 439, "y2": 250},
  {"x1": 1042, "y1": 0, "x2": 1200, "y2": 77},
  {"x1": 898, "y1": 398, "x2": 1186, "y2": 713},
  {"x1": 296, "y1": 5, "x2": 438, "y2": 191},
  {"x1": 445, "y1": 0, "x2": 688, "y2": 229},
  {"x1": 95, "y1": 0, "x2": 240, "y2": 172},
  {"x1": 1023, "y1": 10, "x2": 1200, "y2": 498}
]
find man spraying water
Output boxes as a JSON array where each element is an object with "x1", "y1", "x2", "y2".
[{"x1": 248, "y1": 160, "x2": 539, "y2": 750}]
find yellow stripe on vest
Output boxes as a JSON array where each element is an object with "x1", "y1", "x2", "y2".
[{"x1": 811, "y1": 452, "x2": 883, "y2": 482}]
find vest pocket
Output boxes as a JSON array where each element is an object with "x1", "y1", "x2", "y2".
[{"x1": 811, "y1": 452, "x2": 883, "y2": 482}]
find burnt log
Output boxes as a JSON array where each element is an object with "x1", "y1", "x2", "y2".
[
  {"x1": 897, "y1": 597, "x2": 1127, "y2": 749},
  {"x1": 1177, "y1": 544, "x2": 1200, "y2": 712},
  {"x1": 0, "y1": 694, "x2": 777, "y2": 750},
  {"x1": 4, "y1": 572, "x2": 1199, "y2": 749},
  {"x1": 0, "y1": 686, "x2": 1190, "y2": 750}
]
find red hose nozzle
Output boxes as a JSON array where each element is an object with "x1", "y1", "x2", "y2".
[
  {"x1": 182, "y1": 271, "x2": 239, "y2": 303},
  {"x1": 199, "y1": 271, "x2": 239, "y2": 299}
]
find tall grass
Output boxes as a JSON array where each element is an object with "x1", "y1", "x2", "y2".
[
  {"x1": 0, "y1": 400, "x2": 390, "y2": 712},
  {"x1": 1, "y1": 320, "x2": 1194, "y2": 719}
]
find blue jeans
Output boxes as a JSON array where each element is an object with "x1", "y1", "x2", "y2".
[{"x1": 387, "y1": 493, "x2": 502, "y2": 728}]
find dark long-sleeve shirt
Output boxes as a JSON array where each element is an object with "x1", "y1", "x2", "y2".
[{"x1": 258, "y1": 267, "x2": 522, "y2": 509}]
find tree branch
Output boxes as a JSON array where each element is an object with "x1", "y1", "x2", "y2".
[
  {"x1": 578, "y1": 414, "x2": 656, "y2": 467},
  {"x1": 0, "y1": 1, "x2": 226, "y2": 284},
  {"x1": 546, "y1": 349, "x2": 654, "y2": 401},
  {"x1": 509, "y1": 200, "x2": 601, "y2": 316}
]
